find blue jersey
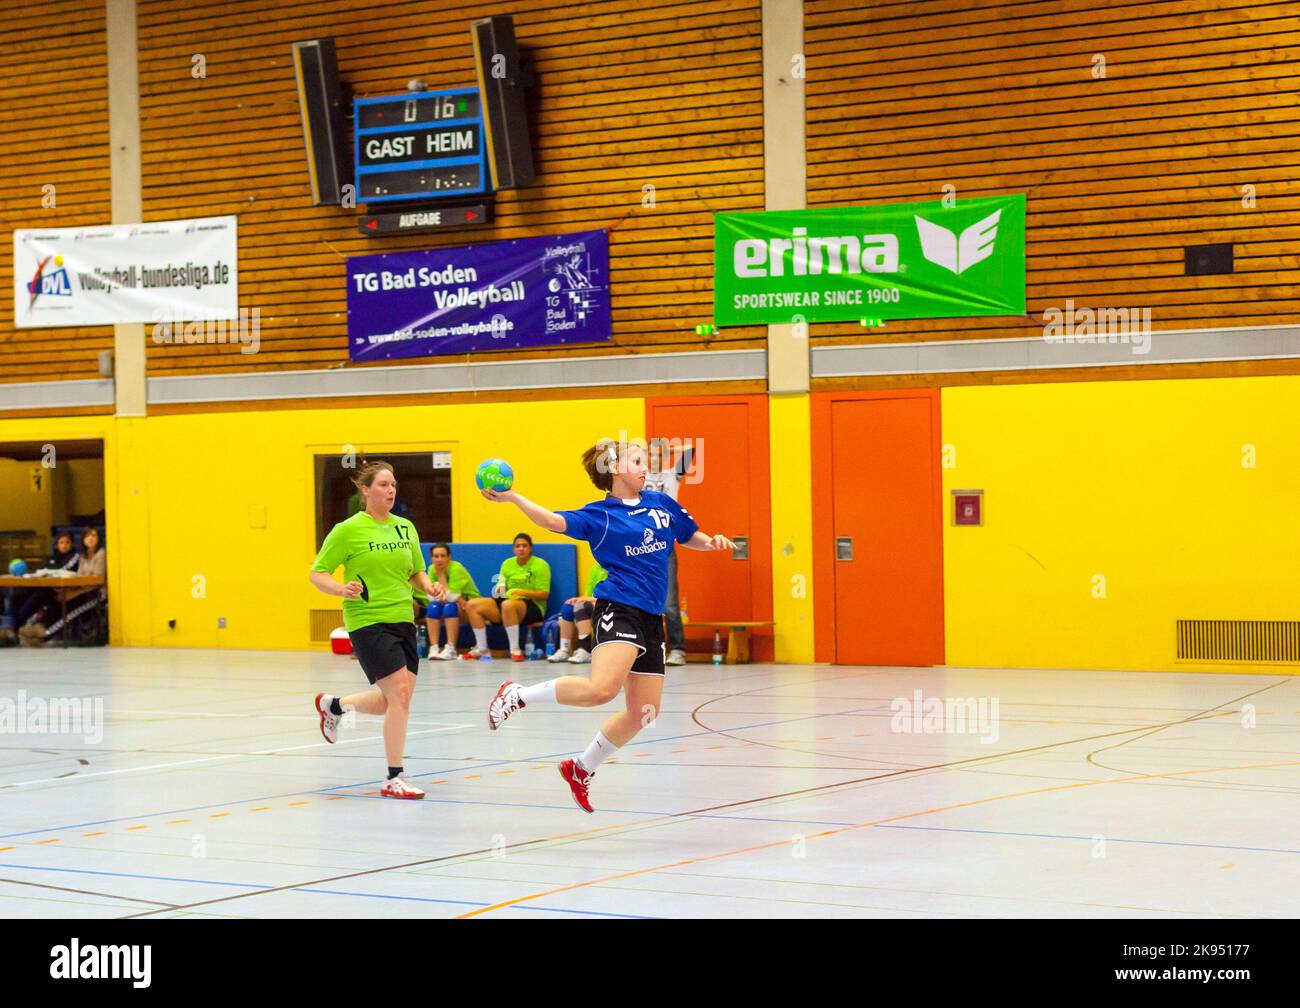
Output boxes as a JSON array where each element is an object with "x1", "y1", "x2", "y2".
[{"x1": 556, "y1": 490, "x2": 699, "y2": 614}]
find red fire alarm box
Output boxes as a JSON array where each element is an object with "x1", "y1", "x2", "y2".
[{"x1": 953, "y1": 489, "x2": 983, "y2": 526}]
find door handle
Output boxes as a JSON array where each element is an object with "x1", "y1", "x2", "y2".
[
  {"x1": 731, "y1": 535, "x2": 748, "y2": 560},
  {"x1": 835, "y1": 536, "x2": 853, "y2": 561}
]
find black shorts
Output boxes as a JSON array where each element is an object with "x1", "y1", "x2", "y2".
[
  {"x1": 349, "y1": 621, "x2": 419, "y2": 684},
  {"x1": 494, "y1": 595, "x2": 545, "y2": 625},
  {"x1": 592, "y1": 598, "x2": 665, "y2": 675}
]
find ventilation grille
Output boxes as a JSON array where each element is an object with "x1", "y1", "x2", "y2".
[
  {"x1": 1177, "y1": 620, "x2": 1300, "y2": 663},
  {"x1": 310, "y1": 609, "x2": 345, "y2": 643}
]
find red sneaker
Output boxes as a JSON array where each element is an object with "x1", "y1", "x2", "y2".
[
  {"x1": 558, "y1": 758, "x2": 595, "y2": 813},
  {"x1": 487, "y1": 680, "x2": 524, "y2": 731},
  {"x1": 510, "y1": 651, "x2": 525, "y2": 662},
  {"x1": 313, "y1": 692, "x2": 339, "y2": 744}
]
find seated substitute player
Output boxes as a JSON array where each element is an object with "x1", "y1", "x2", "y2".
[{"x1": 548, "y1": 560, "x2": 608, "y2": 664}]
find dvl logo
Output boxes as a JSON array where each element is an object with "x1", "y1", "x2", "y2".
[
  {"x1": 30, "y1": 268, "x2": 72, "y2": 296},
  {"x1": 26, "y1": 254, "x2": 73, "y2": 308},
  {"x1": 914, "y1": 209, "x2": 1002, "y2": 276}
]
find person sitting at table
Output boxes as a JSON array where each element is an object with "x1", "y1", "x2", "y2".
[
  {"x1": 13, "y1": 531, "x2": 79, "y2": 626},
  {"x1": 20, "y1": 527, "x2": 107, "y2": 646}
]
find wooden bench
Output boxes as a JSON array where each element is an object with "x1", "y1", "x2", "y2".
[{"x1": 682, "y1": 620, "x2": 775, "y2": 664}]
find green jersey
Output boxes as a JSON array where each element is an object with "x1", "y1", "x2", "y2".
[
  {"x1": 499, "y1": 554, "x2": 550, "y2": 599},
  {"x1": 313, "y1": 511, "x2": 424, "y2": 632},
  {"x1": 585, "y1": 563, "x2": 608, "y2": 598},
  {"x1": 422, "y1": 559, "x2": 480, "y2": 603}
]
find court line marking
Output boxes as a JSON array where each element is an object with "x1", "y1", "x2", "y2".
[
  {"x1": 0, "y1": 875, "x2": 177, "y2": 909},
  {"x1": 454, "y1": 757, "x2": 1300, "y2": 918},
  {"x1": 0, "y1": 861, "x2": 649, "y2": 919},
  {"x1": 872, "y1": 823, "x2": 1300, "y2": 856},
  {"x1": 1, "y1": 707, "x2": 872, "y2": 841},
  {"x1": 0, "y1": 725, "x2": 472, "y2": 790},
  {"x1": 8, "y1": 673, "x2": 1294, "y2": 917}
]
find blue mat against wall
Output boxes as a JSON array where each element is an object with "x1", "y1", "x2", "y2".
[{"x1": 419, "y1": 542, "x2": 576, "y2": 652}]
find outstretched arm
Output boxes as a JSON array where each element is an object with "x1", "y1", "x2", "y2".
[
  {"x1": 480, "y1": 488, "x2": 567, "y2": 534},
  {"x1": 681, "y1": 530, "x2": 735, "y2": 552}
]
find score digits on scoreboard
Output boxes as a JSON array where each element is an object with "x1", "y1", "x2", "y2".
[{"x1": 354, "y1": 87, "x2": 489, "y2": 203}]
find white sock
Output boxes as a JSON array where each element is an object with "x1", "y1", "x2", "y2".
[
  {"x1": 578, "y1": 731, "x2": 618, "y2": 774},
  {"x1": 473, "y1": 627, "x2": 487, "y2": 650},
  {"x1": 556, "y1": 639, "x2": 571, "y2": 653},
  {"x1": 505, "y1": 624, "x2": 520, "y2": 652},
  {"x1": 518, "y1": 679, "x2": 557, "y2": 706}
]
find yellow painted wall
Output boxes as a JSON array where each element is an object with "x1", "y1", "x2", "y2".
[
  {"x1": 0, "y1": 400, "x2": 642, "y2": 650},
  {"x1": 0, "y1": 458, "x2": 53, "y2": 535},
  {"x1": 941, "y1": 375, "x2": 1300, "y2": 672},
  {"x1": 769, "y1": 393, "x2": 814, "y2": 662}
]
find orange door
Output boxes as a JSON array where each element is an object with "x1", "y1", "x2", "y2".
[
  {"x1": 647, "y1": 396, "x2": 773, "y2": 658},
  {"x1": 829, "y1": 396, "x2": 944, "y2": 665}
]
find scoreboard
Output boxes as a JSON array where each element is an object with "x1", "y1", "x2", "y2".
[{"x1": 353, "y1": 87, "x2": 489, "y2": 203}]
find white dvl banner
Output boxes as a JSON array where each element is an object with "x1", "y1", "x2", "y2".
[{"x1": 13, "y1": 216, "x2": 238, "y2": 328}]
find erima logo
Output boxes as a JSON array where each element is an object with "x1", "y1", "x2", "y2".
[
  {"x1": 50, "y1": 940, "x2": 151, "y2": 988},
  {"x1": 914, "y1": 209, "x2": 1001, "y2": 275}
]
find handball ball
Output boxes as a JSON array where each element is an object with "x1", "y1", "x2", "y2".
[
  {"x1": 476, "y1": 458, "x2": 514, "y2": 492},
  {"x1": 8, "y1": 559, "x2": 27, "y2": 576}
]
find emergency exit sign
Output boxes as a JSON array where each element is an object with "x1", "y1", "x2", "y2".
[{"x1": 354, "y1": 87, "x2": 489, "y2": 203}]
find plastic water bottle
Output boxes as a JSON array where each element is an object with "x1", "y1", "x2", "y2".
[
  {"x1": 417, "y1": 623, "x2": 429, "y2": 659},
  {"x1": 712, "y1": 630, "x2": 723, "y2": 666},
  {"x1": 545, "y1": 641, "x2": 556, "y2": 658}
]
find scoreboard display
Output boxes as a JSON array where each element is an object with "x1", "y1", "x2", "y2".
[{"x1": 353, "y1": 87, "x2": 489, "y2": 203}]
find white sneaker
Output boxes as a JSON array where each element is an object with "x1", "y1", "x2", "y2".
[
  {"x1": 379, "y1": 774, "x2": 425, "y2": 799},
  {"x1": 314, "y1": 692, "x2": 340, "y2": 744},
  {"x1": 436, "y1": 642, "x2": 458, "y2": 661},
  {"x1": 567, "y1": 648, "x2": 592, "y2": 664},
  {"x1": 547, "y1": 647, "x2": 572, "y2": 663},
  {"x1": 666, "y1": 649, "x2": 687, "y2": 666}
]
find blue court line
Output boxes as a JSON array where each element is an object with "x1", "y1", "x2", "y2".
[
  {"x1": 0, "y1": 707, "x2": 870, "y2": 840},
  {"x1": 872, "y1": 824, "x2": 1300, "y2": 856},
  {"x1": 0, "y1": 862, "x2": 263, "y2": 889},
  {"x1": 0, "y1": 861, "x2": 654, "y2": 918}
]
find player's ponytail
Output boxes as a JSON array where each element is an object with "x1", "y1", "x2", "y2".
[{"x1": 580, "y1": 439, "x2": 620, "y2": 491}]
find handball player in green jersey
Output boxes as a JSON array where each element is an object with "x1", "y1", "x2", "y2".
[{"x1": 310, "y1": 461, "x2": 446, "y2": 799}]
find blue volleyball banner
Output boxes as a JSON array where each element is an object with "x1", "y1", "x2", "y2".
[{"x1": 346, "y1": 229, "x2": 611, "y2": 361}]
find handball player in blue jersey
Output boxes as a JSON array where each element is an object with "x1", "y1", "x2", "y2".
[{"x1": 481, "y1": 437, "x2": 734, "y2": 812}]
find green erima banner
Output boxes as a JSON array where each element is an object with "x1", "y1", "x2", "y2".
[{"x1": 713, "y1": 194, "x2": 1025, "y2": 326}]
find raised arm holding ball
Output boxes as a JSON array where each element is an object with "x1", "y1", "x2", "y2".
[{"x1": 478, "y1": 440, "x2": 734, "y2": 813}]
